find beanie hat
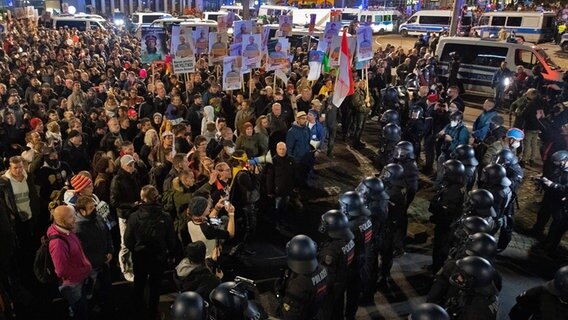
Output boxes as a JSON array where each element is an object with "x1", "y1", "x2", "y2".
[
  {"x1": 71, "y1": 175, "x2": 92, "y2": 193},
  {"x1": 30, "y1": 118, "x2": 42, "y2": 130},
  {"x1": 185, "y1": 241, "x2": 206, "y2": 263}
]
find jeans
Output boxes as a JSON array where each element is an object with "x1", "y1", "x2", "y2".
[
  {"x1": 352, "y1": 111, "x2": 367, "y2": 145},
  {"x1": 523, "y1": 130, "x2": 539, "y2": 162},
  {"x1": 494, "y1": 86, "x2": 505, "y2": 108},
  {"x1": 59, "y1": 281, "x2": 87, "y2": 320},
  {"x1": 274, "y1": 196, "x2": 289, "y2": 226},
  {"x1": 118, "y1": 218, "x2": 133, "y2": 278}
]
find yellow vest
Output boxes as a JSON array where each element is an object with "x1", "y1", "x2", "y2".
[{"x1": 559, "y1": 24, "x2": 566, "y2": 34}]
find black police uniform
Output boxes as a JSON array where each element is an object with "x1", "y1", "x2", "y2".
[
  {"x1": 392, "y1": 149, "x2": 418, "y2": 254},
  {"x1": 403, "y1": 104, "x2": 425, "y2": 161},
  {"x1": 532, "y1": 168, "x2": 568, "y2": 246},
  {"x1": 278, "y1": 266, "x2": 329, "y2": 320},
  {"x1": 375, "y1": 123, "x2": 401, "y2": 170},
  {"x1": 345, "y1": 213, "x2": 372, "y2": 319},
  {"x1": 429, "y1": 163, "x2": 465, "y2": 273},
  {"x1": 379, "y1": 164, "x2": 406, "y2": 284},
  {"x1": 451, "y1": 144, "x2": 479, "y2": 192},
  {"x1": 317, "y1": 238, "x2": 354, "y2": 320}
]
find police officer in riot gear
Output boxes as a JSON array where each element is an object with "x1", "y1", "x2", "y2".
[
  {"x1": 355, "y1": 176, "x2": 389, "y2": 300},
  {"x1": 392, "y1": 140, "x2": 419, "y2": 256},
  {"x1": 493, "y1": 148, "x2": 524, "y2": 193},
  {"x1": 451, "y1": 216, "x2": 494, "y2": 254},
  {"x1": 317, "y1": 210, "x2": 355, "y2": 320},
  {"x1": 171, "y1": 291, "x2": 207, "y2": 320},
  {"x1": 443, "y1": 256, "x2": 500, "y2": 320},
  {"x1": 428, "y1": 233, "x2": 500, "y2": 305},
  {"x1": 403, "y1": 104, "x2": 425, "y2": 163},
  {"x1": 339, "y1": 191, "x2": 372, "y2": 318},
  {"x1": 463, "y1": 189, "x2": 497, "y2": 233},
  {"x1": 536, "y1": 150, "x2": 568, "y2": 254},
  {"x1": 377, "y1": 163, "x2": 406, "y2": 288},
  {"x1": 410, "y1": 303, "x2": 450, "y2": 320},
  {"x1": 510, "y1": 265, "x2": 568, "y2": 320},
  {"x1": 376, "y1": 123, "x2": 401, "y2": 170},
  {"x1": 479, "y1": 164, "x2": 513, "y2": 242},
  {"x1": 380, "y1": 109, "x2": 400, "y2": 128},
  {"x1": 429, "y1": 159, "x2": 466, "y2": 273},
  {"x1": 276, "y1": 235, "x2": 329, "y2": 320},
  {"x1": 209, "y1": 279, "x2": 264, "y2": 320},
  {"x1": 451, "y1": 144, "x2": 479, "y2": 191}
]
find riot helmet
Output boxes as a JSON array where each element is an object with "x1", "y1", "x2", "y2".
[
  {"x1": 552, "y1": 150, "x2": 568, "y2": 170},
  {"x1": 442, "y1": 159, "x2": 465, "y2": 184},
  {"x1": 383, "y1": 123, "x2": 401, "y2": 142},
  {"x1": 409, "y1": 105, "x2": 423, "y2": 120},
  {"x1": 356, "y1": 176, "x2": 389, "y2": 201},
  {"x1": 405, "y1": 73, "x2": 419, "y2": 91},
  {"x1": 493, "y1": 149, "x2": 518, "y2": 167},
  {"x1": 461, "y1": 216, "x2": 493, "y2": 235},
  {"x1": 547, "y1": 265, "x2": 568, "y2": 297},
  {"x1": 383, "y1": 87, "x2": 400, "y2": 105},
  {"x1": 393, "y1": 141, "x2": 415, "y2": 161},
  {"x1": 286, "y1": 235, "x2": 318, "y2": 274},
  {"x1": 319, "y1": 210, "x2": 354, "y2": 241},
  {"x1": 380, "y1": 109, "x2": 400, "y2": 125},
  {"x1": 378, "y1": 163, "x2": 405, "y2": 185},
  {"x1": 209, "y1": 282, "x2": 247, "y2": 319},
  {"x1": 468, "y1": 189, "x2": 496, "y2": 218},
  {"x1": 409, "y1": 303, "x2": 450, "y2": 320},
  {"x1": 171, "y1": 291, "x2": 208, "y2": 320},
  {"x1": 465, "y1": 233, "x2": 497, "y2": 259},
  {"x1": 451, "y1": 144, "x2": 478, "y2": 166},
  {"x1": 450, "y1": 256, "x2": 495, "y2": 289},
  {"x1": 481, "y1": 163, "x2": 511, "y2": 187},
  {"x1": 339, "y1": 191, "x2": 371, "y2": 217}
]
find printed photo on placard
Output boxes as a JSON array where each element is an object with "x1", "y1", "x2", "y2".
[
  {"x1": 140, "y1": 27, "x2": 167, "y2": 65},
  {"x1": 356, "y1": 26, "x2": 373, "y2": 62},
  {"x1": 223, "y1": 56, "x2": 242, "y2": 91},
  {"x1": 193, "y1": 27, "x2": 209, "y2": 56},
  {"x1": 226, "y1": 11, "x2": 235, "y2": 28},
  {"x1": 323, "y1": 22, "x2": 341, "y2": 51},
  {"x1": 209, "y1": 33, "x2": 228, "y2": 64},
  {"x1": 230, "y1": 43, "x2": 242, "y2": 57},
  {"x1": 171, "y1": 25, "x2": 196, "y2": 74},
  {"x1": 242, "y1": 33, "x2": 261, "y2": 69},
  {"x1": 217, "y1": 15, "x2": 228, "y2": 33},
  {"x1": 267, "y1": 38, "x2": 289, "y2": 71},
  {"x1": 329, "y1": 35, "x2": 357, "y2": 67},
  {"x1": 233, "y1": 20, "x2": 252, "y2": 45},
  {"x1": 279, "y1": 15, "x2": 292, "y2": 37}
]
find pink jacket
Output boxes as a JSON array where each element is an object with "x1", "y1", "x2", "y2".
[{"x1": 47, "y1": 224, "x2": 92, "y2": 285}]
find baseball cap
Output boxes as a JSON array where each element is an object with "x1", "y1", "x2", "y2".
[{"x1": 120, "y1": 155, "x2": 135, "y2": 166}]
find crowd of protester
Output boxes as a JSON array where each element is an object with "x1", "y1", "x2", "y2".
[{"x1": 1, "y1": 7, "x2": 568, "y2": 320}]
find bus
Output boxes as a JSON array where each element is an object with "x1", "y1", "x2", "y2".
[
  {"x1": 359, "y1": 10, "x2": 402, "y2": 34},
  {"x1": 471, "y1": 11, "x2": 556, "y2": 43},
  {"x1": 398, "y1": 10, "x2": 472, "y2": 37}
]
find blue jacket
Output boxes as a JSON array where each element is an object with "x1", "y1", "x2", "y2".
[
  {"x1": 472, "y1": 109, "x2": 497, "y2": 141},
  {"x1": 286, "y1": 123, "x2": 311, "y2": 162},
  {"x1": 308, "y1": 121, "x2": 326, "y2": 150},
  {"x1": 443, "y1": 122, "x2": 470, "y2": 153}
]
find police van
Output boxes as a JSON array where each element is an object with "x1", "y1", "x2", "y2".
[
  {"x1": 150, "y1": 18, "x2": 217, "y2": 33},
  {"x1": 471, "y1": 11, "x2": 556, "y2": 43},
  {"x1": 131, "y1": 12, "x2": 173, "y2": 32},
  {"x1": 359, "y1": 10, "x2": 402, "y2": 34},
  {"x1": 435, "y1": 37, "x2": 563, "y2": 96},
  {"x1": 398, "y1": 10, "x2": 472, "y2": 36},
  {"x1": 220, "y1": 5, "x2": 257, "y2": 17},
  {"x1": 52, "y1": 14, "x2": 110, "y2": 31}
]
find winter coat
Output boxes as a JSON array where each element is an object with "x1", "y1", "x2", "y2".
[
  {"x1": 265, "y1": 155, "x2": 296, "y2": 196},
  {"x1": 61, "y1": 142, "x2": 91, "y2": 173},
  {"x1": 110, "y1": 168, "x2": 141, "y2": 219},
  {"x1": 173, "y1": 259, "x2": 220, "y2": 301},
  {"x1": 75, "y1": 212, "x2": 113, "y2": 269},
  {"x1": 286, "y1": 122, "x2": 311, "y2": 163},
  {"x1": 124, "y1": 202, "x2": 175, "y2": 260}
]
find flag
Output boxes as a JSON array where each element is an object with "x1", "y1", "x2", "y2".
[
  {"x1": 332, "y1": 31, "x2": 354, "y2": 108},
  {"x1": 322, "y1": 53, "x2": 330, "y2": 73},
  {"x1": 275, "y1": 68, "x2": 288, "y2": 84}
]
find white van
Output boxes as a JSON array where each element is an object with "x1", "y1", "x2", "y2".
[
  {"x1": 202, "y1": 11, "x2": 242, "y2": 23},
  {"x1": 258, "y1": 5, "x2": 296, "y2": 18},
  {"x1": 150, "y1": 18, "x2": 218, "y2": 33},
  {"x1": 435, "y1": 37, "x2": 563, "y2": 96},
  {"x1": 471, "y1": 11, "x2": 556, "y2": 43},
  {"x1": 220, "y1": 5, "x2": 257, "y2": 17},
  {"x1": 292, "y1": 8, "x2": 331, "y2": 28},
  {"x1": 131, "y1": 12, "x2": 173, "y2": 31},
  {"x1": 398, "y1": 10, "x2": 472, "y2": 36},
  {"x1": 359, "y1": 10, "x2": 402, "y2": 34},
  {"x1": 52, "y1": 15, "x2": 110, "y2": 31}
]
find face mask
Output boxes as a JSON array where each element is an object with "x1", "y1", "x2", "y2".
[
  {"x1": 226, "y1": 147, "x2": 235, "y2": 155},
  {"x1": 511, "y1": 141, "x2": 520, "y2": 149},
  {"x1": 450, "y1": 121, "x2": 459, "y2": 127}
]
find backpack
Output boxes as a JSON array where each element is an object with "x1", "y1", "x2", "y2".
[
  {"x1": 33, "y1": 234, "x2": 68, "y2": 284},
  {"x1": 137, "y1": 214, "x2": 167, "y2": 255}
]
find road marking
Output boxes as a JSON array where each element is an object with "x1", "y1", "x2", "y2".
[{"x1": 346, "y1": 145, "x2": 377, "y2": 177}]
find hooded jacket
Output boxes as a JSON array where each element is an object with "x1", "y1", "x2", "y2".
[
  {"x1": 124, "y1": 202, "x2": 175, "y2": 260},
  {"x1": 75, "y1": 211, "x2": 113, "y2": 268},
  {"x1": 173, "y1": 258, "x2": 220, "y2": 300}
]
